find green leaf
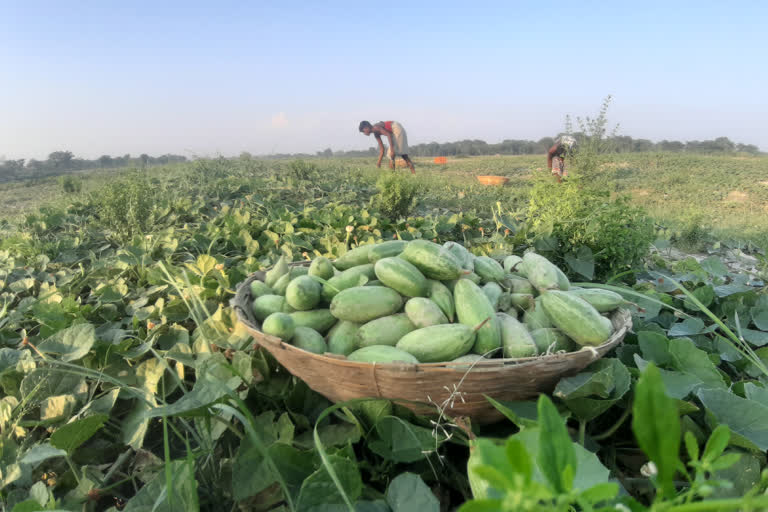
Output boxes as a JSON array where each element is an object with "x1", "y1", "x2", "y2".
[
  {"x1": 122, "y1": 459, "x2": 199, "y2": 512},
  {"x1": 36, "y1": 323, "x2": 96, "y2": 362},
  {"x1": 637, "y1": 331, "x2": 671, "y2": 366},
  {"x1": 537, "y1": 395, "x2": 576, "y2": 493},
  {"x1": 50, "y1": 414, "x2": 108, "y2": 454},
  {"x1": 668, "y1": 318, "x2": 716, "y2": 337},
  {"x1": 40, "y1": 394, "x2": 77, "y2": 422},
  {"x1": 385, "y1": 472, "x2": 439, "y2": 512},
  {"x1": 554, "y1": 359, "x2": 631, "y2": 422},
  {"x1": 702, "y1": 425, "x2": 730, "y2": 464},
  {"x1": 749, "y1": 307, "x2": 768, "y2": 331},
  {"x1": 700, "y1": 256, "x2": 728, "y2": 277},
  {"x1": 578, "y1": 482, "x2": 619, "y2": 504},
  {"x1": 28, "y1": 481, "x2": 48, "y2": 507},
  {"x1": 484, "y1": 397, "x2": 540, "y2": 429},
  {"x1": 369, "y1": 416, "x2": 439, "y2": 463},
  {"x1": 668, "y1": 338, "x2": 726, "y2": 390},
  {"x1": 564, "y1": 246, "x2": 595, "y2": 280},
  {"x1": 297, "y1": 422, "x2": 360, "y2": 449},
  {"x1": 296, "y1": 455, "x2": 362, "y2": 510},
  {"x1": 467, "y1": 439, "x2": 511, "y2": 500},
  {"x1": 711, "y1": 450, "x2": 761, "y2": 498},
  {"x1": 513, "y1": 428, "x2": 610, "y2": 491},
  {"x1": 697, "y1": 388, "x2": 768, "y2": 451},
  {"x1": 632, "y1": 364, "x2": 681, "y2": 498},
  {"x1": 505, "y1": 438, "x2": 532, "y2": 482},
  {"x1": 10, "y1": 500, "x2": 47, "y2": 512},
  {"x1": 684, "y1": 285, "x2": 715, "y2": 311},
  {"x1": 457, "y1": 500, "x2": 504, "y2": 512},
  {"x1": 684, "y1": 431, "x2": 699, "y2": 462},
  {"x1": 20, "y1": 443, "x2": 66, "y2": 466}
]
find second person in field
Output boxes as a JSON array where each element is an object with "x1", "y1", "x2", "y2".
[{"x1": 359, "y1": 120, "x2": 416, "y2": 173}]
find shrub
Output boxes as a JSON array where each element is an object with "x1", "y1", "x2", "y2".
[
  {"x1": 372, "y1": 173, "x2": 419, "y2": 220},
  {"x1": 58, "y1": 175, "x2": 82, "y2": 193},
  {"x1": 527, "y1": 176, "x2": 654, "y2": 279}
]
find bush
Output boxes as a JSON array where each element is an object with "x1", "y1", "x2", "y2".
[
  {"x1": 58, "y1": 175, "x2": 82, "y2": 193},
  {"x1": 372, "y1": 173, "x2": 419, "y2": 220},
  {"x1": 527, "y1": 177, "x2": 654, "y2": 279},
  {"x1": 92, "y1": 173, "x2": 164, "y2": 242}
]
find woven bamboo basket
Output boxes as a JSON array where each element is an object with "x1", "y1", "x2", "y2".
[{"x1": 233, "y1": 263, "x2": 632, "y2": 424}]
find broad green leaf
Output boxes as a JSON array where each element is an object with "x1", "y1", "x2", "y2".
[
  {"x1": 36, "y1": 323, "x2": 96, "y2": 362},
  {"x1": 20, "y1": 443, "x2": 66, "y2": 466},
  {"x1": 700, "y1": 256, "x2": 728, "y2": 277},
  {"x1": 297, "y1": 422, "x2": 360, "y2": 449},
  {"x1": 750, "y1": 307, "x2": 768, "y2": 331},
  {"x1": 28, "y1": 481, "x2": 49, "y2": 507},
  {"x1": 668, "y1": 338, "x2": 726, "y2": 389},
  {"x1": 40, "y1": 394, "x2": 77, "y2": 422},
  {"x1": 637, "y1": 331, "x2": 671, "y2": 366},
  {"x1": 668, "y1": 318, "x2": 716, "y2": 337},
  {"x1": 368, "y1": 416, "x2": 439, "y2": 463},
  {"x1": 385, "y1": 472, "x2": 439, "y2": 512},
  {"x1": 697, "y1": 388, "x2": 768, "y2": 451},
  {"x1": 484, "y1": 397, "x2": 540, "y2": 429},
  {"x1": 10, "y1": 499, "x2": 48, "y2": 512},
  {"x1": 554, "y1": 370, "x2": 613, "y2": 401},
  {"x1": 714, "y1": 283, "x2": 753, "y2": 297},
  {"x1": 554, "y1": 359, "x2": 630, "y2": 421},
  {"x1": 743, "y1": 328, "x2": 768, "y2": 347},
  {"x1": 0, "y1": 348, "x2": 28, "y2": 375},
  {"x1": 122, "y1": 459, "x2": 199, "y2": 512},
  {"x1": 296, "y1": 455, "x2": 362, "y2": 510},
  {"x1": 513, "y1": 428, "x2": 610, "y2": 491},
  {"x1": 50, "y1": 414, "x2": 108, "y2": 454},
  {"x1": 711, "y1": 450, "x2": 761, "y2": 498},
  {"x1": 537, "y1": 395, "x2": 576, "y2": 493},
  {"x1": 683, "y1": 285, "x2": 715, "y2": 311},
  {"x1": 744, "y1": 383, "x2": 768, "y2": 407},
  {"x1": 564, "y1": 246, "x2": 594, "y2": 280},
  {"x1": 632, "y1": 364, "x2": 681, "y2": 498}
]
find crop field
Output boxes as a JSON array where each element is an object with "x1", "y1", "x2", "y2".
[{"x1": 1, "y1": 153, "x2": 768, "y2": 511}]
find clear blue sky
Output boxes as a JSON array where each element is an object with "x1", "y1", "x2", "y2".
[{"x1": 1, "y1": 0, "x2": 765, "y2": 159}]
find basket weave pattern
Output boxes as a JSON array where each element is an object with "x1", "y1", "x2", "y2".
[{"x1": 233, "y1": 265, "x2": 631, "y2": 424}]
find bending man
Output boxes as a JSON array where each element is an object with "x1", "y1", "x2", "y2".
[
  {"x1": 547, "y1": 135, "x2": 577, "y2": 182},
  {"x1": 359, "y1": 120, "x2": 416, "y2": 173}
]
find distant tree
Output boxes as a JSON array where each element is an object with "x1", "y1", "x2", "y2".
[
  {"x1": 139, "y1": 153, "x2": 150, "y2": 168},
  {"x1": 49, "y1": 150, "x2": 74, "y2": 169},
  {"x1": 712, "y1": 136, "x2": 735, "y2": 152},
  {"x1": 98, "y1": 155, "x2": 113, "y2": 168}
]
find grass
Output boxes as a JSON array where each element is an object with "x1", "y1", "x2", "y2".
[{"x1": 3, "y1": 153, "x2": 767, "y2": 248}]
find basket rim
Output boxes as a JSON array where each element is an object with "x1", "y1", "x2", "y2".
[{"x1": 231, "y1": 262, "x2": 631, "y2": 373}]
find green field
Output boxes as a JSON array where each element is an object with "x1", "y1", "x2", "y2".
[{"x1": 1, "y1": 153, "x2": 768, "y2": 511}]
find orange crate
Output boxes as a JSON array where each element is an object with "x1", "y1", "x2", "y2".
[{"x1": 434, "y1": 156, "x2": 447, "y2": 164}]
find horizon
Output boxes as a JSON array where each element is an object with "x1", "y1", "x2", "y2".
[{"x1": 2, "y1": 1, "x2": 766, "y2": 160}]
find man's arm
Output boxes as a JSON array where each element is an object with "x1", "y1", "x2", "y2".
[
  {"x1": 546, "y1": 143, "x2": 560, "y2": 169},
  {"x1": 375, "y1": 134, "x2": 385, "y2": 167}
]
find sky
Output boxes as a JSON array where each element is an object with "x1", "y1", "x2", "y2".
[{"x1": 1, "y1": 0, "x2": 766, "y2": 160}]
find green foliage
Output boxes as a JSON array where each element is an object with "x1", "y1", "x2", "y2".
[
  {"x1": 57, "y1": 175, "x2": 82, "y2": 193},
  {"x1": 527, "y1": 177, "x2": 654, "y2": 279},
  {"x1": 1, "y1": 155, "x2": 768, "y2": 511},
  {"x1": 373, "y1": 172, "x2": 419, "y2": 219}
]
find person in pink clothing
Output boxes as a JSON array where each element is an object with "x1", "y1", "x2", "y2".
[{"x1": 359, "y1": 120, "x2": 416, "y2": 173}]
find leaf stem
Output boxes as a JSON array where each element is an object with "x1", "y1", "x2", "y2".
[{"x1": 592, "y1": 405, "x2": 632, "y2": 441}]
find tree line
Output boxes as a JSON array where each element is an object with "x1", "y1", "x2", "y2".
[
  {"x1": 0, "y1": 151, "x2": 188, "y2": 183},
  {"x1": 315, "y1": 134, "x2": 761, "y2": 159}
]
